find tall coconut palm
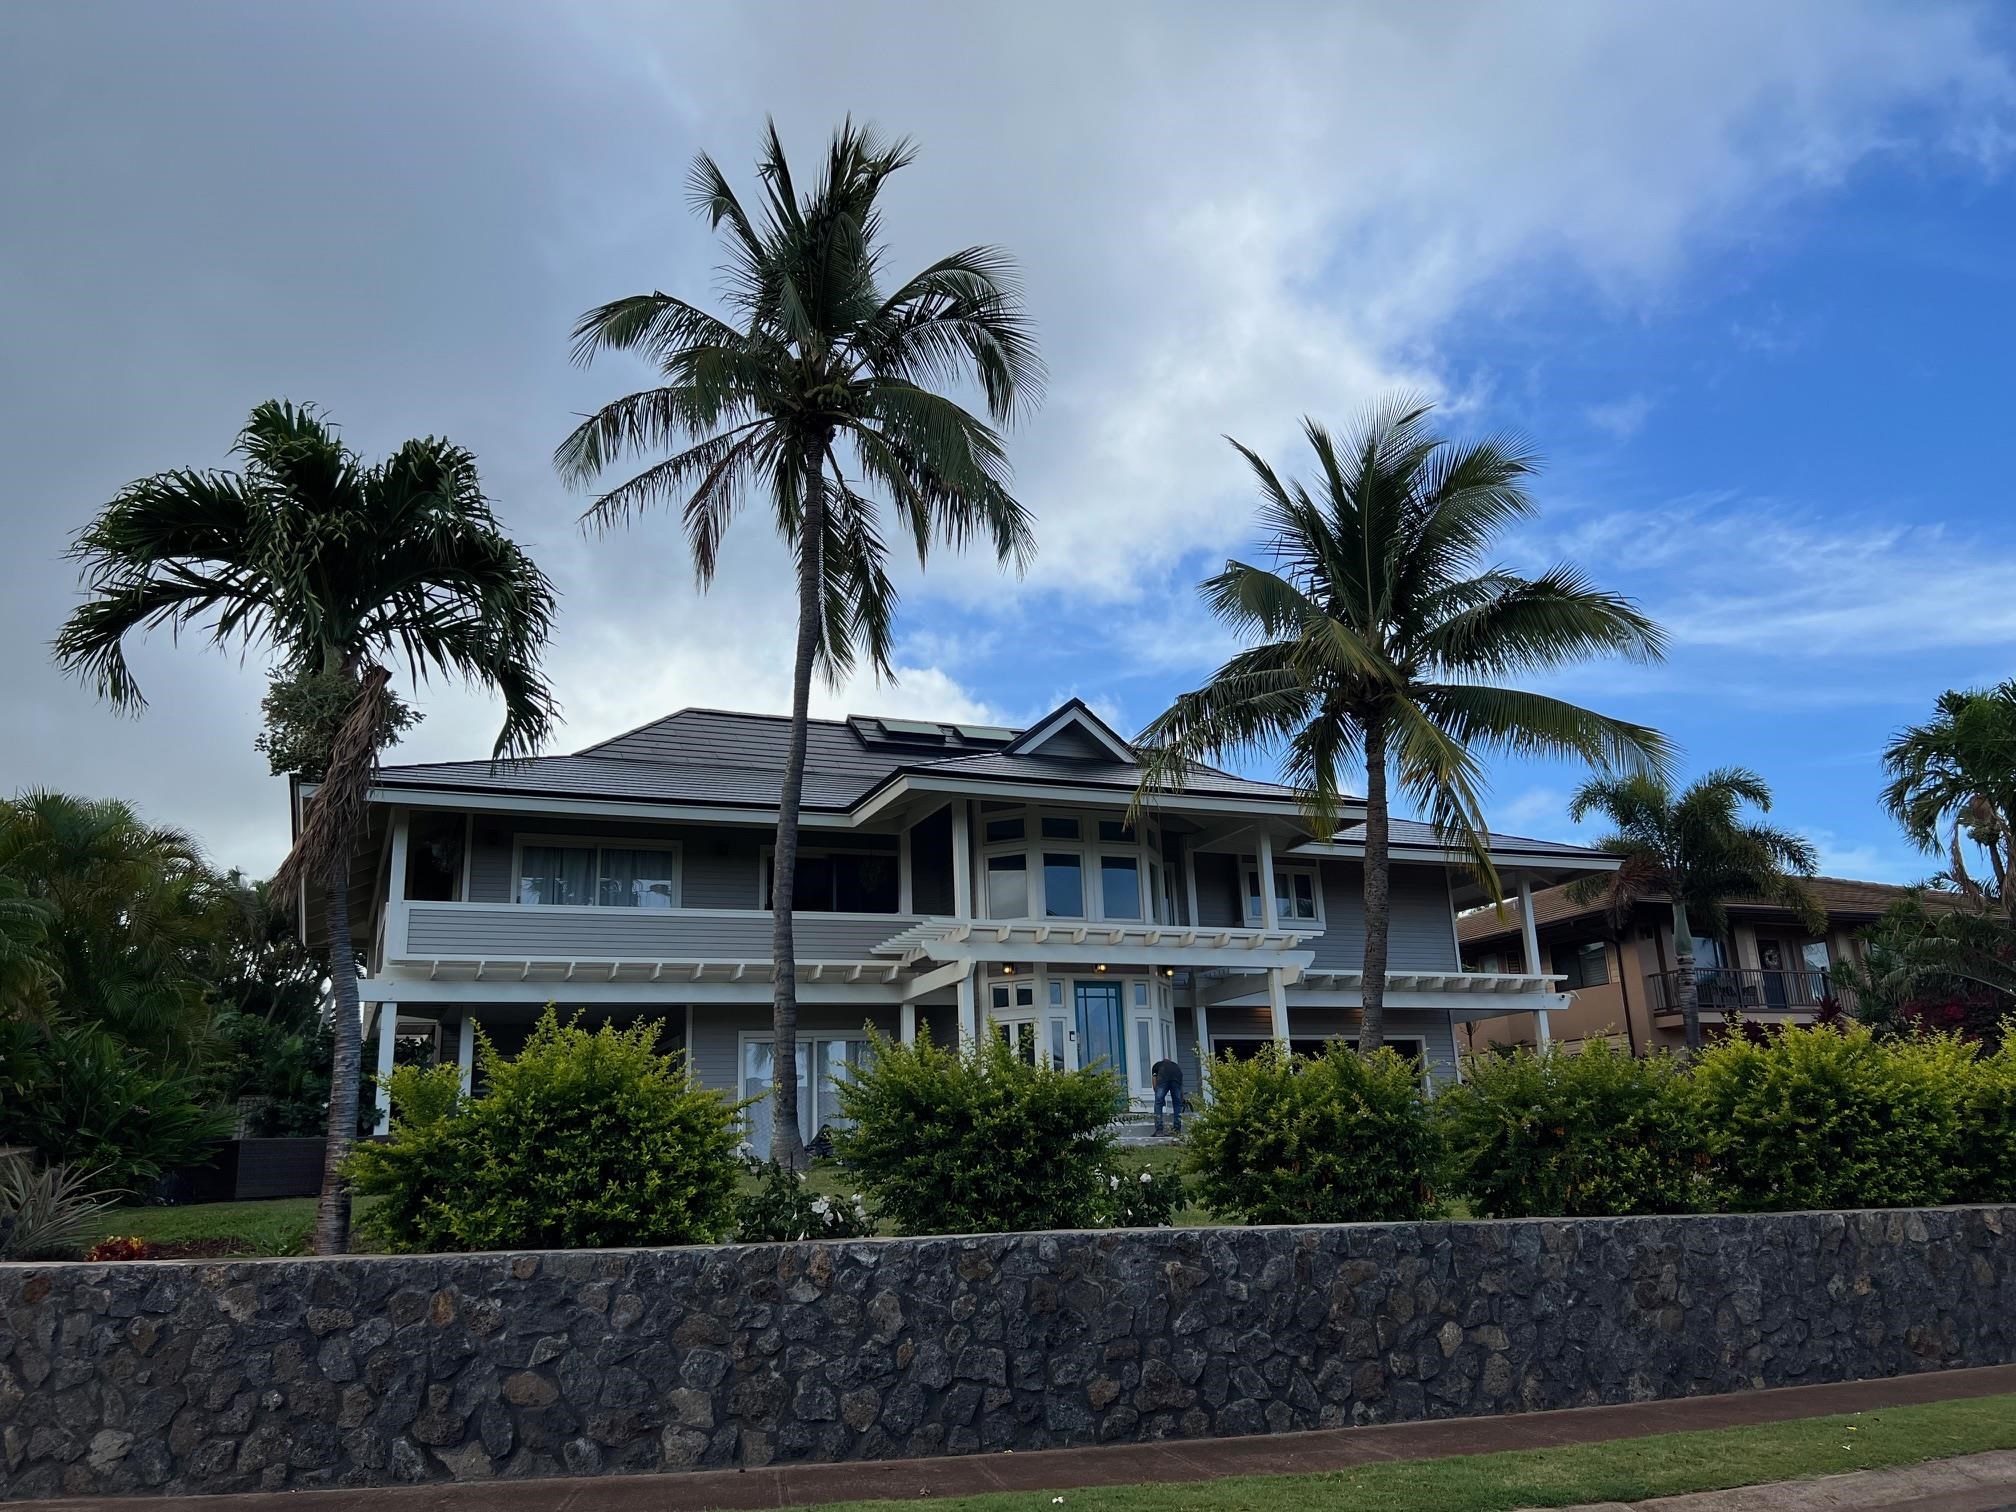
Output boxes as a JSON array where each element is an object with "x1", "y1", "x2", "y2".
[
  {"x1": 1135, "y1": 399, "x2": 1668, "y2": 1053},
  {"x1": 1882, "y1": 682, "x2": 2016, "y2": 915},
  {"x1": 54, "y1": 400, "x2": 558, "y2": 1251},
  {"x1": 1567, "y1": 768, "x2": 1822, "y2": 1052},
  {"x1": 557, "y1": 120, "x2": 1040, "y2": 1168}
]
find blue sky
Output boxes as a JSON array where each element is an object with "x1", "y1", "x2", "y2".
[{"x1": 3, "y1": 2, "x2": 2013, "y2": 879}]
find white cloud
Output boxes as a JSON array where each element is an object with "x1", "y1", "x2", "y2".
[{"x1": 1584, "y1": 394, "x2": 1656, "y2": 441}]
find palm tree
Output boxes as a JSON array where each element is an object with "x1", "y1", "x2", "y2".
[
  {"x1": 54, "y1": 400, "x2": 558, "y2": 1251},
  {"x1": 556, "y1": 120, "x2": 1040, "y2": 1168},
  {"x1": 1567, "y1": 768, "x2": 1822, "y2": 1052},
  {"x1": 1136, "y1": 399, "x2": 1668, "y2": 1053},
  {"x1": 1882, "y1": 683, "x2": 2016, "y2": 915}
]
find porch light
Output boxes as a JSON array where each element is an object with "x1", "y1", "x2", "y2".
[
  {"x1": 1095, "y1": 963, "x2": 1107, "y2": 972},
  {"x1": 1002, "y1": 965, "x2": 1015, "y2": 975}
]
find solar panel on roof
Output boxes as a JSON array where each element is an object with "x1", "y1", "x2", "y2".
[
  {"x1": 953, "y1": 723, "x2": 1016, "y2": 742},
  {"x1": 876, "y1": 718, "x2": 949, "y2": 739}
]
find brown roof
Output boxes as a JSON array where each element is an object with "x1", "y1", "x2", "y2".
[{"x1": 1456, "y1": 874, "x2": 1952, "y2": 949}]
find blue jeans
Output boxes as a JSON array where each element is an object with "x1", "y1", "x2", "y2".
[{"x1": 1154, "y1": 1083, "x2": 1182, "y2": 1133}]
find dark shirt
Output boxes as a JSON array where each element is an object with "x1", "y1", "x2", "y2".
[{"x1": 1151, "y1": 1058, "x2": 1182, "y2": 1091}]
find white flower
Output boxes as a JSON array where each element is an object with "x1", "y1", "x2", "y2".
[
  {"x1": 811, "y1": 1197, "x2": 831, "y2": 1216},
  {"x1": 1108, "y1": 1174, "x2": 1120, "y2": 1190},
  {"x1": 1140, "y1": 1172, "x2": 1152, "y2": 1184}
]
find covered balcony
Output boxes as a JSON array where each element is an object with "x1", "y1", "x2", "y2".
[{"x1": 1644, "y1": 965, "x2": 1845, "y2": 1022}]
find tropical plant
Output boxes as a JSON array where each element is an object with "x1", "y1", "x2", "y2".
[
  {"x1": 1835, "y1": 894, "x2": 2015, "y2": 1049},
  {"x1": 347, "y1": 1010, "x2": 743, "y2": 1253},
  {"x1": 830, "y1": 1027, "x2": 1122, "y2": 1235},
  {"x1": 1436, "y1": 1039, "x2": 1708, "y2": 1217},
  {"x1": 0, "y1": 1153, "x2": 119, "y2": 1262},
  {"x1": 0, "y1": 791, "x2": 225, "y2": 1067},
  {"x1": 1882, "y1": 682, "x2": 2016, "y2": 912},
  {"x1": 733, "y1": 1160, "x2": 874, "y2": 1242},
  {"x1": 1567, "y1": 769, "x2": 1821, "y2": 1053},
  {"x1": 1181, "y1": 1041, "x2": 1441, "y2": 1224},
  {"x1": 54, "y1": 400, "x2": 558, "y2": 1253},
  {"x1": 1134, "y1": 399, "x2": 1667, "y2": 1050},
  {"x1": 1955, "y1": 1033, "x2": 2016, "y2": 1204},
  {"x1": 1086, "y1": 1162, "x2": 1187, "y2": 1229},
  {"x1": 0, "y1": 874, "x2": 59, "y2": 1015},
  {"x1": 557, "y1": 121, "x2": 1040, "y2": 1165}
]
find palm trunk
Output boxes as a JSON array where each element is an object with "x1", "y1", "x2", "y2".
[
  {"x1": 1672, "y1": 900, "x2": 1703, "y2": 1055},
  {"x1": 315, "y1": 849, "x2": 360, "y2": 1254},
  {"x1": 1358, "y1": 716, "x2": 1390, "y2": 1055},
  {"x1": 767, "y1": 437, "x2": 826, "y2": 1172}
]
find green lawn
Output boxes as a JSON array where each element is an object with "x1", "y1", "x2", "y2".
[{"x1": 810, "y1": 1394, "x2": 2016, "y2": 1511}]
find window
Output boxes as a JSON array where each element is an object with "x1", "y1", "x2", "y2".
[
  {"x1": 1040, "y1": 816, "x2": 1081, "y2": 840},
  {"x1": 742, "y1": 1035, "x2": 867, "y2": 1150},
  {"x1": 1243, "y1": 864, "x2": 1320, "y2": 924},
  {"x1": 1043, "y1": 853, "x2": 1085, "y2": 917},
  {"x1": 984, "y1": 816, "x2": 1025, "y2": 845},
  {"x1": 987, "y1": 853, "x2": 1029, "y2": 917},
  {"x1": 519, "y1": 841, "x2": 679, "y2": 908},
  {"x1": 1100, "y1": 855, "x2": 1142, "y2": 919},
  {"x1": 769, "y1": 849, "x2": 899, "y2": 913},
  {"x1": 1551, "y1": 939, "x2": 1609, "y2": 989},
  {"x1": 1097, "y1": 819, "x2": 1132, "y2": 843}
]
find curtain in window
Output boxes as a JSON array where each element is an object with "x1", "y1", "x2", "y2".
[
  {"x1": 601, "y1": 848, "x2": 676, "y2": 908},
  {"x1": 519, "y1": 845, "x2": 594, "y2": 905}
]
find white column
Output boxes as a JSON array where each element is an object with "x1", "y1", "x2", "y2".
[
  {"x1": 951, "y1": 799, "x2": 972, "y2": 918},
  {"x1": 898, "y1": 824, "x2": 914, "y2": 915},
  {"x1": 373, "y1": 1001, "x2": 399, "y2": 1133},
  {"x1": 1256, "y1": 830, "x2": 1278, "y2": 930},
  {"x1": 1517, "y1": 874, "x2": 1551, "y2": 1050},
  {"x1": 456, "y1": 1015, "x2": 475, "y2": 1096},
  {"x1": 900, "y1": 999, "x2": 916, "y2": 1046},
  {"x1": 1193, "y1": 989, "x2": 1212, "y2": 1103},
  {"x1": 956, "y1": 966, "x2": 978, "y2": 1048},
  {"x1": 1183, "y1": 842, "x2": 1201, "y2": 928},
  {"x1": 1266, "y1": 967, "x2": 1290, "y2": 1046},
  {"x1": 385, "y1": 809, "x2": 411, "y2": 972}
]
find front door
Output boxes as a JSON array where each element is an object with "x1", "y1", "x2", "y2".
[
  {"x1": 1758, "y1": 940, "x2": 1788, "y2": 1009},
  {"x1": 1074, "y1": 981, "x2": 1126, "y2": 1080}
]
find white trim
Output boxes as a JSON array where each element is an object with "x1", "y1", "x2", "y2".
[
  {"x1": 373, "y1": 1001, "x2": 399, "y2": 1133},
  {"x1": 852, "y1": 773, "x2": 1314, "y2": 827},
  {"x1": 1241, "y1": 857, "x2": 1324, "y2": 928},
  {"x1": 1255, "y1": 831, "x2": 1278, "y2": 931},
  {"x1": 1007, "y1": 703, "x2": 1137, "y2": 764},
  {"x1": 460, "y1": 812, "x2": 474, "y2": 902},
  {"x1": 355, "y1": 785, "x2": 861, "y2": 828},
  {"x1": 368, "y1": 976, "x2": 902, "y2": 1006},
  {"x1": 456, "y1": 1015, "x2": 475, "y2": 1095},
  {"x1": 1207, "y1": 1030, "x2": 1428, "y2": 1059},
  {"x1": 509, "y1": 832, "x2": 684, "y2": 910},
  {"x1": 404, "y1": 898, "x2": 907, "y2": 924}
]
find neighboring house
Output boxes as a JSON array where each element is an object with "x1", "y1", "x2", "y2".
[
  {"x1": 299, "y1": 699, "x2": 1615, "y2": 1139},
  {"x1": 1455, "y1": 875, "x2": 1930, "y2": 1056}
]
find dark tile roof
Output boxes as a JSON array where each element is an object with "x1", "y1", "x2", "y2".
[
  {"x1": 1457, "y1": 874, "x2": 1957, "y2": 947},
  {"x1": 1347, "y1": 817, "x2": 1609, "y2": 858}
]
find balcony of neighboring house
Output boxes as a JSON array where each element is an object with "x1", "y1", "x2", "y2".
[{"x1": 1643, "y1": 965, "x2": 1843, "y2": 1024}]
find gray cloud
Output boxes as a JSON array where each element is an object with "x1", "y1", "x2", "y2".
[{"x1": 2, "y1": 0, "x2": 2008, "y2": 874}]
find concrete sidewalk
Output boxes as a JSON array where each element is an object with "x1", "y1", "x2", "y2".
[
  {"x1": 1539, "y1": 1448, "x2": 2016, "y2": 1511},
  {"x1": 23, "y1": 1364, "x2": 2016, "y2": 1512}
]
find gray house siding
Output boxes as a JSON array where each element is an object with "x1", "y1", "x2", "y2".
[
  {"x1": 1305, "y1": 859, "x2": 1457, "y2": 972},
  {"x1": 1023, "y1": 725, "x2": 1112, "y2": 762},
  {"x1": 401, "y1": 906, "x2": 912, "y2": 960},
  {"x1": 1193, "y1": 852, "x2": 1242, "y2": 927},
  {"x1": 909, "y1": 805, "x2": 955, "y2": 916}
]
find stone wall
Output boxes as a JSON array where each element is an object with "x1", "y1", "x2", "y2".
[{"x1": 5, "y1": 1206, "x2": 2015, "y2": 1500}]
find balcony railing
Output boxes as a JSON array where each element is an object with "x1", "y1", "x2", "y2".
[{"x1": 1644, "y1": 966, "x2": 1841, "y2": 1017}]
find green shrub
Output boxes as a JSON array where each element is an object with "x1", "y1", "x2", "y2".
[
  {"x1": 1183, "y1": 1042, "x2": 1440, "y2": 1225},
  {"x1": 347, "y1": 1009, "x2": 741, "y2": 1252},
  {"x1": 830, "y1": 1026, "x2": 1125, "y2": 1235},
  {"x1": 0, "y1": 1153, "x2": 118, "y2": 1261},
  {"x1": 734, "y1": 1161, "x2": 874, "y2": 1242},
  {"x1": 0, "y1": 1024, "x2": 231, "y2": 1191},
  {"x1": 1691, "y1": 1022, "x2": 1967, "y2": 1212},
  {"x1": 1436, "y1": 1039, "x2": 1708, "y2": 1217},
  {"x1": 1956, "y1": 1032, "x2": 2016, "y2": 1203}
]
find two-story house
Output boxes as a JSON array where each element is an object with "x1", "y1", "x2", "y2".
[
  {"x1": 300, "y1": 699, "x2": 1616, "y2": 1140},
  {"x1": 1455, "y1": 874, "x2": 1933, "y2": 1056}
]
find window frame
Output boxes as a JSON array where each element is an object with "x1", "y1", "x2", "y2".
[
  {"x1": 1240, "y1": 860, "x2": 1325, "y2": 926},
  {"x1": 975, "y1": 804, "x2": 1162, "y2": 923},
  {"x1": 757, "y1": 843, "x2": 903, "y2": 916},
  {"x1": 511, "y1": 833, "x2": 683, "y2": 910}
]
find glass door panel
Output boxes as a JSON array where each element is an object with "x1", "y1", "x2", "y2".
[{"x1": 1074, "y1": 982, "x2": 1125, "y2": 1079}]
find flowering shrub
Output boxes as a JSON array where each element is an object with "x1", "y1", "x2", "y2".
[
  {"x1": 734, "y1": 1160, "x2": 874, "y2": 1241},
  {"x1": 84, "y1": 1235, "x2": 156, "y2": 1262},
  {"x1": 1087, "y1": 1163, "x2": 1186, "y2": 1228}
]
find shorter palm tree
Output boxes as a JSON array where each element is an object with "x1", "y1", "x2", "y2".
[
  {"x1": 1567, "y1": 768, "x2": 1821, "y2": 1052},
  {"x1": 1135, "y1": 398, "x2": 1669, "y2": 1054},
  {"x1": 1882, "y1": 683, "x2": 2016, "y2": 914},
  {"x1": 54, "y1": 400, "x2": 558, "y2": 1252}
]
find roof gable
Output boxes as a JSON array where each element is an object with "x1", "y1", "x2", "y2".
[{"x1": 1002, "y1": 699, "x2": 1136, "y2": 763}]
